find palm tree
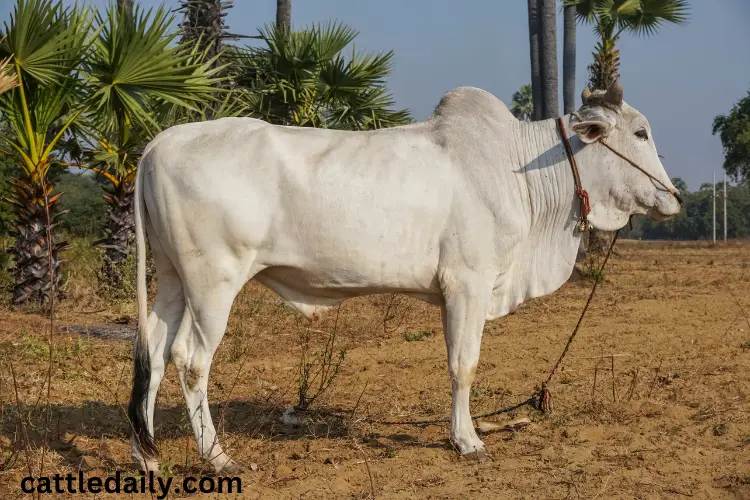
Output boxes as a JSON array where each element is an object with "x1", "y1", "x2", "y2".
[
  {"x1": 540, "y1": 0, "x2": 558, "y2": 119},
  {"x1": 511, "y1": 84, "x2": 534, "y2": 122},
  {"x1": 276, "y1": 0, "x2": 291, "y2": 34},
  {"x1": 0, "y1": 0, "x2": 94, "y2": 305},
  {"x1": 527, "y1": 0, "x2": 543, "y2": 121},
  {"x1": 233, "y1": 22, "x2": 411, "y2": 131},
  {"x1": 564, "y1": 0, "x2": 690, "y2": 91},
  {"x1": 562, "y1": 1, "x2": 577, "y2": 114},
  {"x1": 79, "y1": 4, "x2": 225, "y2": 293}
]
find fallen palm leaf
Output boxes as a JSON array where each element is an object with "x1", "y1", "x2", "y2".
[{"x1": 476, "y1": 417, "x2": 532, "y2": 434}]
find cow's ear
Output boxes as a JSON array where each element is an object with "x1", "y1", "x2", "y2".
[{"x1": 571, "y1": 106, "x2": 617, "y2": 144}]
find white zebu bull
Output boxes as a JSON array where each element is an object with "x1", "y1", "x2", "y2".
[{"x1": 128, "y1": 82, "x2": 681, "y2": 472}]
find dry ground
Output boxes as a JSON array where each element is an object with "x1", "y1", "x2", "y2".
[{"x1": 0, "y1": 240, "x2": 749, "y2": 499}]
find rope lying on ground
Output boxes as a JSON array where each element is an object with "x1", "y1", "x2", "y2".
[{"x1": 370, "y1": 230, "x2": 620, "y2": 426}]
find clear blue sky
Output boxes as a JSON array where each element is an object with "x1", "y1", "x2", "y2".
[{"x1": 3, "y1": 0, "x2": 750, "y2": 190}]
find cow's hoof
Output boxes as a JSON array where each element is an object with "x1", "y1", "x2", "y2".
[
  {"x1": 218, "y1": 459, "x2": 243, "y2": 475},
  {"x1": 132, "y1": 455, "x2": 160, "y2": 474},
  {"x1": 451, "y1": 434, "x2": 486, "y2": 458},
  {"x1": 461, "y1": 448, "x2": 489, "y2": 462}
]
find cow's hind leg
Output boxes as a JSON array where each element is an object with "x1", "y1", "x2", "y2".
[
  {"x1": 171, "y1": 274, "x2": 245, "y2": 473},
  {"x1": 130, "y1": 235, "x2": 185, "y2": 472},
  {"x1": 441, "y1": 272, "x2": 491, "y2": 459}
]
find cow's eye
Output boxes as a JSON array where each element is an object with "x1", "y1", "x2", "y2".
[{"x1": 634, "y1": 128, "x2": 649, "y2": 141}]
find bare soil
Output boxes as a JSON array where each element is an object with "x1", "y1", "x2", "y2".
[{"x1": 1, "y1": 240, "x2": 749, "y2": 499}]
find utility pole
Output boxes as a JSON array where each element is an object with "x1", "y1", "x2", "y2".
[
  {"x1": 712, "y1": 172, "x2": 716, "y2": 244},
  {"x1": 724, "y1": 173, "x2": 727, "y2": 243}
]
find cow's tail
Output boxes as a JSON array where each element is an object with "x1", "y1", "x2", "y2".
[{"x1": 128, "y1": 151, "x2": 158, "y2": 461}]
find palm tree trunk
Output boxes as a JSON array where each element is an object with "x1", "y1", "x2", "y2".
[
  {"x1": 589, "y1": 37, "x2": 620, "y2": 91},
  {"x1": 276, "y1": 0, "x2": 291, "y2": 34},
  {"x1": 117, "y1": 0, "x2": 133, "y2": 14},
  {"x1": 527, "y1": 0, "x2": 543, "y2": 121},
  {"x1": 180, "y1": 1, "x2": 228, "y2": 75},
  {"x1": 539, "y1": 0, "x2": 558, "y2": 119},
  {"x1": 93, "y1": 179, "x2": 135, "y2": 297},
  {"x1": 562, "y1": 4, "x2": 576, "y2": 115},
  {"x1": 6, "y1": 176, "x2": 69, "y2": 305}
]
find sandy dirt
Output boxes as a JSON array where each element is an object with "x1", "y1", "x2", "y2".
[{"x1": 0, "y1": 240, "x2": 749, "y2": 499}]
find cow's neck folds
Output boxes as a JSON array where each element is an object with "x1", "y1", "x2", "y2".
[{"x1": 506, "y1": 115, "x2": 584, "y2": 312}]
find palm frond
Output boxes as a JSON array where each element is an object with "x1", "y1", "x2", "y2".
[
  {"x1": 626, "y1": 0, "x2": 691, "y2": 37},
  {"x1": 563, "y1": 0, "x2": 599, "y2": 25},
  {"x1": 614, "y1": 0, "x2": 642, "y2": 16},
  {"x1": 327, "y1": 85, "x2": 408, "y2": 130},
  {"x1": 83, "y1": 3, "x2": 224, "y2": 135},
  {"x1": 318, "y1": 50, "x2": 394, "y2": 101},
  {"x1": 570, "y1": 0, "x2": 690, "y2": 38},
  {"x1": 0, "y1": 0, "x2": 94, "y2": 87},
  {"x1": 313, "y1": 20, "x2": 358, "y2": 61},
  {"x1": 0, "y1": 56, "x2": 19, "y2": 94}
]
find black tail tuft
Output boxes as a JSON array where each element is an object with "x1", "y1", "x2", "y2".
[{"x1": 128, "y1": 341, "x2": 158, "y2": 459}]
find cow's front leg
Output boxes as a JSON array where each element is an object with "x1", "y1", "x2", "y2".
[{"x1": 440, "y1": 273, "x2": 491, "y2": 459}]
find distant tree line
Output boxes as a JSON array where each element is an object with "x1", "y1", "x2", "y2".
[{"x1": 621, "y1": 178, "x2": 750, "y2": 240}]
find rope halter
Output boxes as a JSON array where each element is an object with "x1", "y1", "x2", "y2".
[{"x1": 556, "y1": 116, "x2": 683, "y2": 232}]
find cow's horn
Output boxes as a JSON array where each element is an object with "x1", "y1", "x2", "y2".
[
  {"x1": 605, "y1": 81, "x2": 623, "y2": 106},
  {"x1": 581, "y1": 88, "x2": 592, "y2": 104}
]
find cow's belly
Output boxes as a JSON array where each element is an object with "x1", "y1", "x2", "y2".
[
  {"x1": 254, "y1": 259, "x2": 441, "y2": 320},
  {"x1": 253, "y1": 224, "x2": 443, "y2": 319}
]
